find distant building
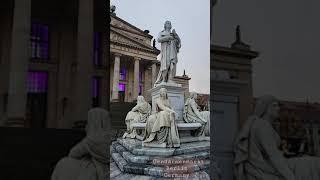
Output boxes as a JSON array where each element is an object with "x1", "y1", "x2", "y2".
[
  {"x1": 110, "y1": 12, "x2": 190, "y2": 103},
  {"x1": 276, "y1": 100, "x2": 320, "y2": 154}
]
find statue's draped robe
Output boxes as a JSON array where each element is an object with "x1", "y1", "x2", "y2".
[
  {"x1": 234, "y1": 116, "x2": 320, "y2": 180},
  {"x1": 51, "y1": 108, "x2": 109, "y2": 180},
  {"x1": 154, "y1": 30, "x2": 180, "y2": 85},
  {"x1": 124, "y1": 101, "x2": 151, "y2": 138},
  {"x1": 143, "y1": 99, "x2": 180, "y2": 147},
  {"x1": 183, "y1": 98, "x2": 209, "y2": 136}
]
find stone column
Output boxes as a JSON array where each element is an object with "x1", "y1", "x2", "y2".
[
  {"x1": 151, "y1": 63, "x2": 157, "y2": 86},
  {"x1": 6, "y1": 0, "x2": 31, "y2": 127},
  {"x1": 133, "y1": 57, "x2": 140, "y2": 99},
  {"x1": 73, "y1": 0, "x2": 94, "y2": 127},
  {"x1": 112, "y1": 54, "x2": 121, "y2": 101}
]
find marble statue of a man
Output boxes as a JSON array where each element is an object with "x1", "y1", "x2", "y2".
[
  {"x1": 51, "y1": 108, "x2": 109, "y2": 180},
  {"x1": 143, "y1": 88, "x2": 180, "y2": 148},
  {"x1": 123, "y1": 96, "x2": 151, "y2": 139},
  {"x1": 183, "y1": 92, "x2": 210, "y2": 136},
  {"x1": 234, "y1": 95, "x2": 320, "y2": 180},
  {"x1": 154, "y1": 21, "x2": 181, "y2": 86}
]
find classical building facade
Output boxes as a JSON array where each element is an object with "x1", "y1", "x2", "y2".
[
  {"x1": 0, "y1": 0, "x2": 107, "y2": 129},
  {"x1": 110, "y1": 13, "x2": 190, "y2": 103}
]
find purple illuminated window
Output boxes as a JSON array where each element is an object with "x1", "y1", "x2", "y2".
[
  {"x1": 31, "y1": 23, "x2": 49, "y2": 59},
  {"x1": 92, "y1": 77, "x2": 100, "y2": 107},
  {"x1": 94, "y1": 32, "x2": 102, "y2": 66},
  {"x1": 120, "y1": 67, "x2": 126, "y2": 80},
  {"x1": 27, "y1": 72, "x2": 48, "y2": 93},
  {"x1": 118, "y1": 83, "x2": 125, "y2": 92}
]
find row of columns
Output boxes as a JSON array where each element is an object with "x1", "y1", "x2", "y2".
[
  {"x1": 5, "y1": 0, "x2": 97, "y2": 127},
  {"x1": 111, "y1": 53, "x2": 157, "y2": 102}
]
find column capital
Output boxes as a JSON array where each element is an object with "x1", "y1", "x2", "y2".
[
  {"x1": 134, "y1": 56, "x2": 142, "y2": 61},
  {"x1": 113, "y1": 52, "x2": 122, "y2": 57}
]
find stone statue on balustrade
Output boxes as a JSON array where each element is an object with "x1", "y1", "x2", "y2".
[
  {"x1": 51, "y1": 108, "x2": 109, "y2": 180},
  {"x1": 154, "y1": 20, "x2": 181, "y2": 86},
  {"x1": 122, "y1": 96, "x2": 151, "y2": 139},
  {"x1": 143, "y1": 88, "x2": 180, "y2": 148},
  {"x1": 183, "y1": 92, "x2": 210, "y2": 136},
  {"x1": 234, "y1": 95, "x2": 320, "y2": 180}
]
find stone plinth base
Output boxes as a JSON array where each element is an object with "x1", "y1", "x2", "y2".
[
  {"x1": 148, "y1": 83, "x2": 186, "y2": 122},
  {"x1": 111, "y1": 138, "x2": 210, "y2": 179}
]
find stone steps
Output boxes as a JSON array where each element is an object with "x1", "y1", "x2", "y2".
[
  {"x1": 112, "y1": 141, "x2": 210, "y2": 165},
  {"x1": 116, "y1": 138, "x2": 210, "y2": 157},
  {"x1": 111, "y1": 139, "x2": 210, "y2": 178}
]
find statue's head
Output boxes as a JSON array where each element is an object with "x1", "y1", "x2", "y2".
[
  {"x1": 190, "y1": 92, "x2": 198, "y2": 99},
  {"x1": 86, "y1": 108, "x2": 109, "y2": 135},
  {"x1": 164, "y1": 21, "x2": 172, "y2": 31},
  {"x1": 159, "y1": 88, "x2": 168, "y2": 99},
  {"x1": 137, "y1": 96, "x2": 145, "y2": 104},
  {"x1": 254, "y1": 95, "x2": 279, "y2": 120}
]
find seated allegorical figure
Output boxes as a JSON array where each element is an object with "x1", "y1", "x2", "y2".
[
  {"x1": 234, "y1": 95, "x2": 320, "y2": 180},
  {"x1": 51, "y1": 108, "x2": 109, "y2": 180},
  {"x1": 122, "y1": 95, "x2": 151, "y2": 139},
  {"x1": 143, "y1": 88, "x2": 180, "y2": 148},
  {"x1": 183, "y1": 92, "x2": 210, "y2": 136}
]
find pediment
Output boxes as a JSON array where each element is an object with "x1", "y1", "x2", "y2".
[
  {"x1": 110, "y1": 16, "x2": 151, "y2": 38},
  {"x1": 110, "y1": 29, "x2": 155, "y2": 52}
]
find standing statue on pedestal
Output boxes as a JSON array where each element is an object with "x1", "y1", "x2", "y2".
[
  {"x1": 183, "y1": 92, "x2": 210, "y2": 136},
  {"x1": 123, "y1": 96, "x2": 151, "y2": 139},
  {"x1": 143, "y1": 88, "x2": 180, "y2": 147},
  {"x1": 154, "y1": 21, "x2": 181, "y2": 86},
  {"x1": 234, "y1": 95, "x2": 320, "y2": 180}
]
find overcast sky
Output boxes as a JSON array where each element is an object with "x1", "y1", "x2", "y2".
[
  {"x1": 111, "y1": 0, "x2": 210, "y2": 94},
  {"x1": 213, "y1": 0, "x2": 320, "y2": 103}
]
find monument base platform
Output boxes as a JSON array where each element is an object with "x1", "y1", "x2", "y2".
[
  {"x1": 149, "y1": 83, "x2": 186, "y2": 122},
  {"x1": 110, "y1": 138, "x2": 210, "y2": 179}
]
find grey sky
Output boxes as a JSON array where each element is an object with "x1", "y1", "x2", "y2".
[
  {"x1": 111, "y1": 0, "x2": 210, "y2": 94},
  {"x1": 213, "y1": 0, "x2": 320, "y2": 102}
]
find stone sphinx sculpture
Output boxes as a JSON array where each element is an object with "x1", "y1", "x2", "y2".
[
  {"x1": 123, "y1": 96, "x2": 151, "y2": 139},
  {"x1": 154, "y1": 20, "x2": 181, "y2": 86},
  {"x1": 183, "y1": 92, "x2": 210, "y2": 136},
  {"x1": 143, "y1": 88, "x2": 180, "y2": 148},
  {"x1": 234, "y1": 95, "x2": 320, "y2": 180},
  {"x1": 51, "y1": 108, "x2": 109, "y2": 180}
]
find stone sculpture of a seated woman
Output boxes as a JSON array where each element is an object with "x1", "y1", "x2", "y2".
[
  {"x1": 122, "y1": 96, "x2": 151, "y2": 139},
  {"x1": 183, "y1": 92, "x2": 210, "y2": 136},
  {"x1": 234, "y1": 95, "x2": 320, "y2": 180},
  {"x1": 51, "y1": 108, "x2": 109, "y2": 180},
  {"x1": 143, "y1": 88, "x2": 180, "y2": 148}
]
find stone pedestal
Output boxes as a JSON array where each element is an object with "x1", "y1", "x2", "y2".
[
  {"x1": 149, "y1": 83, "x2": 185, "y2": 122},
  {"x1": 212, "y1": 78, "x2": 247, "y2": 180}
]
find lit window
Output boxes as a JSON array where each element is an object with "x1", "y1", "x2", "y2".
[
  {"x1": 119, "y1": 83, "x2": 125, "y2": 92},
  {"x1": 27, "y1": 72, "x2": 48, "y2": 93},
  {"x1": 31, "y1": 23, "x2": 49, "y2": 60},
  {"x1": 120, "y1": 67, "x2": 126, "y2": 80}
]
